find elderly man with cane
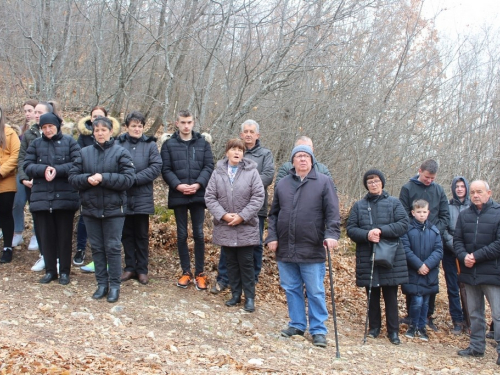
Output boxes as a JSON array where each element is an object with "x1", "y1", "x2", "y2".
[{"x1": 266, "y1": 144, "x2": 340, "y2": 348}]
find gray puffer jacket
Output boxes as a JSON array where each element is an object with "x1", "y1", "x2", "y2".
[{"x1": 205, "y1": 158, "x2": 264, "y2": 247}]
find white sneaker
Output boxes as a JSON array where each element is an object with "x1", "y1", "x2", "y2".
[
  {"x1": 12, "y1": 234, "x2": 23, "y2": 247},
  {"x1": 28, "y1": 236, "x2": 39, "y2": 251},
  {"x1": 31, "y1": 255, "x2": 45, "y2": 271}
]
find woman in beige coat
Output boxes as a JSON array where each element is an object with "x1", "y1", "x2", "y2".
[
  {"x1": 0, "y1": 106, "x2": 21, "y2": 263},
  {"x1": 205, "y1": 138, "x2": 264, "y2": 312}
]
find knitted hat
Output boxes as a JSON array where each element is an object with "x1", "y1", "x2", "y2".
[
  {"x1": 290, "y1": 145, "x2": 316, "y2": 165},
  {"x1": 39, "y1": 112, "x2": 62, "y2": 131},
  {"x1": 363, "y1": 169, "x2": 386, "y2": 189}
]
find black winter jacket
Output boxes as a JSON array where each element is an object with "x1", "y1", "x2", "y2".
[
  {"x1": 24, "y1": 132, "x2": 80, "y2": 212},
  {"x1": 346, "y1": 191, "x2": 409, "y2": 288},
  {"x1": 160, "y1": 131, "x2": 214, "y2": 208},
  {"x1": 266, "y1": 168, "x2": 340, "y2": 263},
  {"x1": 68, "y1": 139, "x2": 135, "y2": 218},
  {"x1": 399, "y1": 176, "x2": 450, "y2": 235},
  {"x1": 117, "y1": 133, "x2": 162, "y2": 215},
  {"x1": 442, "y1": 176, "x2": 470, "y2": 252},
  {"x1": 18, "y1": 123, "x2": 41, "y2": 182},
  {"x1": 401, "y1": 219, "x2": 443, "y2": 296},
  {"x1": 453, "y1": 199, "x2": 500, "y2": 286}
]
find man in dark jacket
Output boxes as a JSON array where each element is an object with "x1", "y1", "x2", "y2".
[
  {"x1": 161, "y1": 110, "x2": 214, "y2": 291},
  {"x1": 211, "y1": 119, "x2": 274, "y2": 293},
  {"x1": 266, "y1": 145, "x2": 340, "y2": 348},
  {"x1": 399, "y1": 159, "x2": 450, "y2": 330},
  {"x1": 453, "y1": 180, "x2": 500, "y2": 365},
  {"x1": 274, "y1": 136, "x2": 332, "y2": 186}
]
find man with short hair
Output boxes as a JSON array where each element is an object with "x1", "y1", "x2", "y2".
[
  {"x1": 442, "y1": 177, "x2": 470, "y2": 334},
  {"x1": 266, "y1": 144, "x2": 340, "y2": 348},
  {"x1": 161, "y1": 110, "x2": 214, "y2": 290},
  {"x1": 399, "y1": 159, "x2": 450, "y2": 330},
  {"x1": 211, "y1": 119, "x2": 274, "y2": 293},
  {"x1": 453, "y1": 180, "x2": 500, "y2": 365}
]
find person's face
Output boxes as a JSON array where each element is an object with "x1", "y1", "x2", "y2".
[
  {"x1": 127, "y1": 119, "x2": 144, "y2": 138},
  {"x1": 412, "y1": 206, "x2": 430, "y2": 224},
  {"x1": 176, "y1": 116, "x2": 194, "y2": 136},
  {"x1": 418, "y1": 169, "x2": 436, "y2": 186},
  {"x1": 41, "y1": 124, "x2": 58, "y2": 139},
  {"x1": 34, "y1": 104, "x2": 49, "y2": 123},
  {"x1": 240, "y1": 124, "x2": 259, "y2": 149},
  {"x1": 470, "y1": 181, "x2": 492, "y2": 210},
  {"x1": 226, "y1": 146, "x2": 244, "y2": 166},
  {"x1": 91, "y1": 109, "x2": 106, "y2": 121},
  {"x1": 366, "y1": 177, "x2": 383, "y2": 195},
  {"x1": 24, "y1": 105, "x2": 36, "y2": 122},
  {"x1": 292, "y1": 152, "x2": 312, "y2": 175},
  {"x1": 93, "y1": 124, "x2": 112, "y2": 144},
  {"x1": 455, "y1": 181, "x2": 467, "y2": 200}
]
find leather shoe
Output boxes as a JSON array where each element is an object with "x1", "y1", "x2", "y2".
[
  {"x1": 39, "y1": 272, "x2": 57, "y2": 284},
  {"x1": 92, "y1": 286, "x2": 108, "y2": 299},
  {"x1": 457, "y1": 347, "x2": 484, "y2": 357},
  {"x1": 59, "y1": 273, "x2": 70, "y2": 285},
  {"x1": 138, "y1": 273, "x2": 149, "y2": 285},
  {"x1": 312, "y1": 334, "x2": 327, "y2": 347},
  {"x1": 107, "y1": 288, "x2": 120, "y2": 303},
  {"x1": 225, "y1": 295, "x2": 241, "y2": 306},
  {"x1": 367, "y1": 328, "x2": 381, "y2": 338},
  {"x1": 121, "y1": 271, "x2": 137, "y2": 282},
  {"x1": 281, "y1": 326, "x2": 305, "y2": 337},
  {"x1": 244, "y1": 298, "x2": 255, "y2": 312},
  {"x1": 388, "y1": 332, "x2": 401, "y2": 345}
]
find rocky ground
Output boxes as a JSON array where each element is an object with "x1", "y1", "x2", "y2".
[{"x1": 0, "y1": 223, "x2": 498, "y2": 375}]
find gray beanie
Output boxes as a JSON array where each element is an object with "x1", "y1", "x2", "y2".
[{"x1": 290, "y1": 145, "x2": 316, "y2": 165}]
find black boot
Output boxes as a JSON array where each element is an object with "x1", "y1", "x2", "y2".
[
  {"x1": 388, "y1": 332, "x2": 401, "y2": 345},
  {"x1": 92, "y1": 286, "x2": 108, "y2": 299},
  {"x1": 0, "y1": 248, "x2": 13, "y2": 263},
  {"x1": 225, "y1": 294, "x2": 241, "y2": 306},
  {"x1": 244, "y1": 298, "x2": 255, "y2": 312},
  {"x1": 107, "y1": 288, "x2": 120, "y2": 303}
]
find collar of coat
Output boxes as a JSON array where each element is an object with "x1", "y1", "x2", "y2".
[{"x1": 77, "y1": 115, "x2": 121, "y2": 137}]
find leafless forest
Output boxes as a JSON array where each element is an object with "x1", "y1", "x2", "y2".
[{"x1": 1, "y1": 0, "x2": 499, "y2": 199}]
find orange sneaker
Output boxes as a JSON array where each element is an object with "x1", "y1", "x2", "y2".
[
  {"x1": 195, "y1": 273, "x2": 208, "y2": 291},
  {"x1": 177, "y1": 272, "x2": 192, "y2": 288}
]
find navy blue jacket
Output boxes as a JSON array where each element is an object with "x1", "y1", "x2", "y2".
[
  {"x1": 401, "y1": 219, "x2": 443, "y2": 296},
  {"x1": 160, "y1": 131, "x2": 214, "y2": 208},
  {"x1": 117, "y1": 133, "x2": 162, "y2": 215},
  {"x1": 453, "y1": 199, "x2": 500, "y2": 286},
  {"x1": 24, "y1": 132, "x2": 80, "y2": 212},
  {"x1": 69, "y1": 139, "x2": 135, "y2": 218}
]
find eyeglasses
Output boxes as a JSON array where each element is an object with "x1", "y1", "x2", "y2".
[
  {"x1": 294, "y1": 153, "x2": 311, "y2": 160},
  {"x1": 367, "y1": 180, "x2": 381, "y2": 186}
]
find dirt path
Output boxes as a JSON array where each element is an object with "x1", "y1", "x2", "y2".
[{"x1": 0, "y1": 241, "x2": 498, "y2": 375}]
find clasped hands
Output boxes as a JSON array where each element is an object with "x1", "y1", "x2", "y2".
[
  {"x1": 45, "y1": 166, "x2": 57, "y2": 181},
  {"x1": 222, "y1": 213, "x2": 243, "y2": 226},
  {"x1": 177, "y1": 183, "x2": 201, "y2": 195},
  {"x1": 88, "y1": 173, "x2": 103, "y2": 186}
]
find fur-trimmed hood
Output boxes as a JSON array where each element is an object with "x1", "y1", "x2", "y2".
[{"x1": 77, "y1": 115, "x2": 121, "y2": 137}]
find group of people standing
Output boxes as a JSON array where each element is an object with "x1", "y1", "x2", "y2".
[
  {"x1": 347, "y1": 160, "x2": 500, "y2": 366},
  {"x1": 1, "y1": 104, "x2": 499, "y2": 362}
]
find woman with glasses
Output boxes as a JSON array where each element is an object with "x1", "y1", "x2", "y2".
[{"x1": 346, "y1": 169, "x2": 409, "y2": 345}]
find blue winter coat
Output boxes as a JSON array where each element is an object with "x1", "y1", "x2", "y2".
[{"x1": 401, "y1": 219, "x2": 443, "y2": 296}]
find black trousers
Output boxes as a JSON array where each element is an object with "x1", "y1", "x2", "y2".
[
  {"x1": 223, "y1": 246, "x2": 255, "y2": 299},
  {"x1": 33, "y1": 210, "x2": 75, "y2": 275},
  {"x1": 0, "y1": 192, "x2": 15, "y2": 248},
  {"x1": 366, "y1": 285, "x2": 399, "y2": 334},
  {"x1": 122, "y1": 214, "x2": 150, "y2": 274}
]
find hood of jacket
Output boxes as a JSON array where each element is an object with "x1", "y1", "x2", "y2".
[
  {"x1": 77, "y1": 115, "x2": 121, "y2": 137},
  {"x1": 450, "y1": 176, "x2": 470, "y2": 206}
]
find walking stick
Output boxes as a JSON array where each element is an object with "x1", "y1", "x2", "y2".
[
  {"x1": 363, "y1": 250, "x2": 376, "y2": 344},
  {"x1": 456, "y1": 259, "x2": 471, "y2": 330},
  {"x1": 324, "y1": 241, "x2": 341, "y2": 358}
]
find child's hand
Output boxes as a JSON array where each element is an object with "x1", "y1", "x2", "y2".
[{"x1": 418, "y1": 264, "x2": 430, "y2": 275}]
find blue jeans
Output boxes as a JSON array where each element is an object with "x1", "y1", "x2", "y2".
[
  {"x1": 465, "y1": 284, "x2": 500, "y2": 354},
  {"x1": 277, "y1": 261, "x2": 328, "y2": 335},
  {"x1": 83, "y1": 216, "x2": 125, "y2": 289},
  {"x1": 217, "y1": 216, "x2": 265, "y2": 285},
  {"x1": 409, "y1": 294, "x2": 430, "y2": 330},
  {"x1": 76, "y1": 215, "x2": 88, "y2": 250},
  {"x1": 442, "y1": 250, "x2": 465, "y2": 323},
  {"x1": 173, "y1": 203, "x2": 205, "y2": 275},
  {"x1": 12, "y1": 175, "x2": 27, "y2": 233}
]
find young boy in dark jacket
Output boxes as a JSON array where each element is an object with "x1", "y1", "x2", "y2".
[{"x1": 401, "y1": 199, "x2": 443, "y2": 341}]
